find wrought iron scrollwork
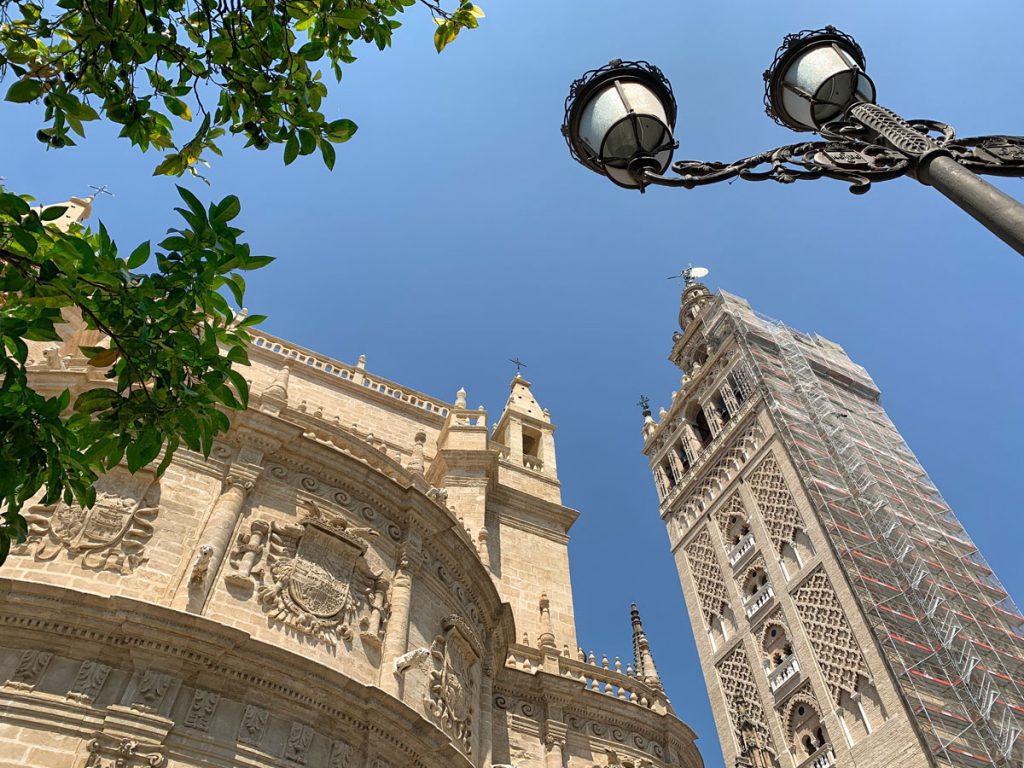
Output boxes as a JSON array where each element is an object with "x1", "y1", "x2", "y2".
[{"x1": 643, "y1": 103, "x2": 1024, "y2": 194}]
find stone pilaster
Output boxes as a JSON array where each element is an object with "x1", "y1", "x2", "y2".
[
  {"x1": 186, "y1": 463, "x2": 262, "y2": 612},
  {"x1": 380, "y1": 534, "x2": 423, "y2": 696}
]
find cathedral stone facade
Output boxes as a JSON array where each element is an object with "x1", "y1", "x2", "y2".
[
  {"x1": 1, "y1": 196, "x2": 703, "y2": 768},
  {"x1": 643, "y1": 278, "x2": 1024, "y2": 768}
]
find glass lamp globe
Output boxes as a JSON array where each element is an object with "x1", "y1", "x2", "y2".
[
  {"x1": 563, "y1": 61, "x2": 677, "y2": 189},
  {"x1": 765, "y1": 28, "x2": 876, "y2": 132}
]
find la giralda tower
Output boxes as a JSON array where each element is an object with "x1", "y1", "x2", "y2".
[{"x1": 641, "y1": 274, "x2": 1024, "y2": 768}]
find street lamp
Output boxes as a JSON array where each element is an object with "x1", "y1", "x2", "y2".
[{"x1": 562, "y1": 27, "x2": 1024, "y2": 257}]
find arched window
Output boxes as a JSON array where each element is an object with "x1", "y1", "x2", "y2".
[
  {"x1": 725, "y1": 513, "x2": 750, "y2": 547},
  {"x1": 762, "y1": 623, "x2": 794, "y2": 668},
  {"x1": 743, "y1": 567, "x2": 769, "y2": 597},
  {"x1": 788, "y1": 699, "x2": 829, "y2": 759},
  {"x1": 689, "y1": 403, "x2": 714, "y2": 447}
]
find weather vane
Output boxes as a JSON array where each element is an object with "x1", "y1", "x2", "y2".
[
  {"x1": 637, "y1": 395, "x2": 651, "y2": 415},
  {"x1": 667, "y1": 265, "x2": 710, "y2": 284},
  {"x1": 510, "y1": 357, "x2": 527, "y2": 374},
  {"x1": 88, "y1": 184, "x2": 114, "y2": 198}
]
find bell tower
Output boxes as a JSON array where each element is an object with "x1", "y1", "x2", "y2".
[{"x1": 643, "y1": 272, "x2": 1024, "y2": 768}]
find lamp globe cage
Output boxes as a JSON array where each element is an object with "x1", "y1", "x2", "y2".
[
  {"x1": 763, "y1": 26, "x2": 876, "y2": 132},
  {"x1": 562, "y1": 59, "x2": 677, "y2": 190}
]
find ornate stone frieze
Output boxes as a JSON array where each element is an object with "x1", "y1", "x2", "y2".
[
  {"x1": 493, "y1": 692, "x2": 540, "y2": 720},
  {"x1": 126, "y1": 668, "x2": 177, "y2": 714},
  {"x1": 430, "y1": 556, "x2": 485, "y2": 639},
  {"x1": 329, "y1": 738, "x2": 356, "y2": 768},
  {"x1": 564, "y1": 715, "x2": 666, "y2": 760},
  {"x1": 237, "y1": 704, "x2": 270, "y2": 746},
  {"x1": 233, "y1": 503, "x2": 389, "y2": 646},
  {"x1": 184, "y1": 689, "x2": 221, "y2": 732},
  {"x1": 67, "y1": 660, "x2": 111, "y2": 703},
  {"x1": 17, "y1": 485, "x2": 160, "y2": 573},
  {"x1": 4, "y1": 649, "x2": 53, "y2": 690},
  {"x1": 86, "y1": 735, "x2": 165, "y2": 768},
  {"x1": 426, "y1": 614, "x2": 483, "y2": 754},
  {"x1": 284, "y1": 723, "x2": 315, "y2": 764},
  {"x1": 262, "y1": 462, "x2": 404, "y2": 542}
]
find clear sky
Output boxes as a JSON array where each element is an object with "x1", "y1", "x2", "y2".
[{"x1": 5, "y1": 2, "x2": 1024, "y2": 766}]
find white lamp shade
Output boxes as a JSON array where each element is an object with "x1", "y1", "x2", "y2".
[
  {"x1": 779, "y1": 42, "x2": 875, "y2": 130},
  {"x1": 577, "y1": 79, "x2": 674, "y2": 187}
]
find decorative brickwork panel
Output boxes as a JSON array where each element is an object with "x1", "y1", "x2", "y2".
[
  {"x1": 683, "y1": 526, "x2": 728, "y2": 626},
  {"x1": 792, "y1": 567, "x2": 869, "y2": 704},
  {"x1": 747, "y1": 454, "x2": 804, "y2": 554},
  {"x1": 716, "y1": 492, "x2": 747, "y2": 541},
  {"x1": 716, "y1": 644, "x2": 776, "y2": 752}
]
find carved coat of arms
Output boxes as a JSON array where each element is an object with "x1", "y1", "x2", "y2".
[
  {"x1": 427, "y1": 615, "x2": 482, "y2": 754},
  {"x1": 17, "y1": 487, "x2": 159, "y2": 573},
  {"x1": 251, "y1": 503, "x2": 389, "y2": 646}
]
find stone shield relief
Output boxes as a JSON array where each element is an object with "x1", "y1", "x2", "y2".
[
  {"x1": 15, "y1": 473, "x2": 160, "y2": 574},
  {"x1": 427, "y1": 615, "x2": 482, "y2": 755},
  {"x1": 229, "y1": 502, "x2": 390, "y2": 647}
]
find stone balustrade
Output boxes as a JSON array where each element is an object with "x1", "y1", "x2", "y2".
[
  {"x1": 743, "y1": 584, "x2": 775, "y2": 619},
  {"x1": 728, "y1": 532, "x2": 756, "y2": 568},
  {"x1": 799, "y1": 744, "x2": 836, "y2": 768},
  {"x1": 502, "y1": 645, "x2": 666, "y2": 711},
  {"x1": 252, "y1": 335, "x2": 450, "y2": 416},
  {"x1": 767, "y1": 653, "x2": 800, "y2": 693}
]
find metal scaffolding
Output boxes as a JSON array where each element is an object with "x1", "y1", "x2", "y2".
[{"x1": 701, "y1": 292, "x2": 1024, "y2": 767}]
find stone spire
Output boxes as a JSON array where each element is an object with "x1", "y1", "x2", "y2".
[
  {"x1": 491, "y1": 372, "x2": 559, "y2": 494},
  {"x1": 504, "y1": 373, "x2": 547, "y2": 422},
  {"x1": 630, "y1": 603, "x2": 663, "y2": 690}
]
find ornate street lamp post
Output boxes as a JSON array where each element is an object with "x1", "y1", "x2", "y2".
[{"x1": 562, "y1": 27, "x2": 1024, "y2": 256}]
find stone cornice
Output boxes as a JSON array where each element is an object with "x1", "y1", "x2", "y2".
[
  {"x1": 0, "y1": 578, "x2": 471, "y2": 768},
  {"x1": 489, "y1": 486, "x2": 579, "y2": 541}
]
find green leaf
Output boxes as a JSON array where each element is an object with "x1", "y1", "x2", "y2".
[
  {"x1": 86, "y1": 348, "x2": 121, "y2": 367},
  {"x1": 155, "y1": 434, "x2": 179, "y2": 476},
  {"x1": 126, "y1": 430, "x2": 163, "y2": 472},
  {"x1": 39, "y1": 205, "x2": 68, "y2": 221},
  {"x1": 126, "y1": 241, "x2": 151, "y2": 269},
  {"x1": 284, "y1": 134, "x2": 299, "y2": 165},
  {"x1": 5, "y1": 79, "x2": 42, "y2": 103},
  {"x1": 211, "y1": 195, "x2": 241, "y2": 224},
  {"x1": 73, "y1": 388, "x2": 121, "y2": 414},
  {"x1": 326, "y1": 119, "x2": 358, "y2": 143},
  {"x1": 321, "y1": 141, "x2": 336, "y2": 170}
]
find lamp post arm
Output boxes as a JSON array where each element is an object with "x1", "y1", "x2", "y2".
[{"x1": 843, "y1": 101, "x2": 1024, "y2": 257}]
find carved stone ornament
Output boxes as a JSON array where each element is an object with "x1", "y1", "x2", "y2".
[
  {"x1": 18, "y1": 485, "x2": 159, "y2": 573},
  {"x1": 284, "y1": 723, "x2": 314, "y2": 765},
  {"x1": 5, "y1": 649, "x2": 53, "y2": 690},
  {"x1": 67, "y1": 660, "x2": 111, "y2": 703},
  {"x1": 427, "y1": 614, "x2": 483, "y2": 754},
  {"x1": 243, "y1": 503, "x2": 389, "y2": 646},
  {"x1": 85, "y1": 735, "x2": 165, "y2": 768},
  {"x1": 329, "y1": 739, "x2": 355, "y2": 768},
  {"x1": 237, "y1": 704, "x2": 269, "y2": 746}
]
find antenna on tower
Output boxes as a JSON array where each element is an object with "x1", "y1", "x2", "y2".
[{"x1": 667, "y1": 264, "x2": 709, "y2": 284}]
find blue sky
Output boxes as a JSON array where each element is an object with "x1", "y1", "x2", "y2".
[{"x1": 5, "y1": 2, "x2": 1024, "y2": 766}]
